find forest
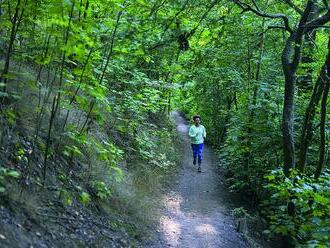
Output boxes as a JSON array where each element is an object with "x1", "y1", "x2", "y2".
[{"x1": 0, "y1": 0, "x2": 329, "y2": 247}]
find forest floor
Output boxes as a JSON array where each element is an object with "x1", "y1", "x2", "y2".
[{"x1": 146, "y1": 112, "x2": 267, "y2": 248}]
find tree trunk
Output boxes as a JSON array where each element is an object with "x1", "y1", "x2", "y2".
[
  {"x1": 54, "y1": 0, "x2": 76, "y2": 116},
  {"x1": 315, "y1": 39, "x2": 330, "y2": 178},
  {"x1": 316, "y1": 74, "x2": 329, "y2": 179},
  {"x1": 281, "y1": 35, "x2": 297, "y2": 176},
  {"x1": 297, "y1": 1, "x2": 318, "y2": 92},
  {"x1": 99, "y1": 6, "x2": 124, "y2": 85},
  {"x1": 298, "y1": 65, "x2": 326, "y2": 171},
  {"x1": 0, "y1": 0, "x2": 22, "y2": 93},
  {"x1": 281, "y1": 2, "x2": 311, "y2": 174}
]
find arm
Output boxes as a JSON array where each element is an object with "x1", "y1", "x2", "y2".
[
  {"x1": 203, "y1": 127, "x2": 206, "y2": 139},
  {"x1": 188, "y1": 126, "x2": 196, "y2": 138}
]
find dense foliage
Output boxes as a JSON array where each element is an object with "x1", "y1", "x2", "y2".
[{"x1": 0, "y1": 0, "x2": 329, "y2": 247}]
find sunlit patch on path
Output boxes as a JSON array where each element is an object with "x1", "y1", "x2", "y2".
[
  {"x1": 159, "y1": 194, "x2": 183, "y2": 246},
  {"x1": 159, "y1": 216, "x2": 181, "y2": 247},
  {"x1": 162, "y1": 194, "x2": 183, "y2": 213},
  {"x1": 177, "y1": 123, "x2": 188, "y2": 133},
  {"x1": 195, "y1": 223, "x2": 217, "y2": 235},
  {"x1": 159, "y1": 191, "x2": 223, "y2": 247},
  {"x1": 158, "y1": 190, "x2": 235, "y2": 248}
]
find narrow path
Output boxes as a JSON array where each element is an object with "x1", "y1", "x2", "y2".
[{"x1": 149, "y1": 112, "x2": 249, "y2": 248}]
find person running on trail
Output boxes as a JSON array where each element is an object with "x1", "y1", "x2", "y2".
[{"x1": 188, "y1": 115, "x2": 206, "y2": 172}]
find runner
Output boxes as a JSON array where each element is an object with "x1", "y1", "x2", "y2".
[{"x1": 188, "y1": 115, "x2": 206, "y2": 172}]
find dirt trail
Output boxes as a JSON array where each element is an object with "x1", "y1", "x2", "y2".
[{"x1": 149, "y1": 112, "x2": 250, "y2": 248}]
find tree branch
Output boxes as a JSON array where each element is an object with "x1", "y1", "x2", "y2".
[
  {"x1": 149, "y1": 0, "x2": 168, "y2": 17},
  {"x1": 303, "y1": 25, "x2": 330, "y2": 29},
  {"x1": 291, "y1": 0, "x2": 315, "y2": 70},
  {"x1": 233, "y1": 0, "x2": 293, "y2": 33},
  {"x1": 188, "y1": 0, "x2": 221, "y2": 37},
  {"x1": 162, "y1": 0, "x2": 190, "y2": 34},
  {"x1": 251, "y1": 0, "x2": 261, "y2": 12},
  {"x1": 266, "y1": 25, "x2": 287, "y2": 31},
  {"x1": 304, "y1": 10, "x2": 330, "y2": 32}
]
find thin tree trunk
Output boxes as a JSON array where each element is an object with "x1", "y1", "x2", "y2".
[
  {"x1": 79, "y1": 100, "x2": 95, "y2": 134},
  {"x1": 99, "y1": 7, "x2": 124, "y2": 85},
  {"x1": 43, "y1": 95, "x2": 57, "y2": 184},
  {"x1": 62, "y1": 48, "x2": 94, "y2": 131},
  {"x1": 297, "y1": 2, "x2": 318, "y2": 92},
  {"x1": 78, "y1": 0, "x2": 83, "y2": 21},
  {"x1": 281, "y1": 30, "x2": 305, "y2": 175},
  {"x1": 316, "y1": 75, "x2": 329, "y2": 178},
  {"x1": 299, "y1": 37, "x2": 330, "y2": 172},
  {"x1": 298, "y1": 65, "x2": 326, "y2": 171},
  {"x1": 0, "y1": 0, "x2": 22, "y2": 92},
  {"x1": 42, "y1": 1, "x2": 75, "y2": 184},
  {"x1": 83, "y1": 0, "x2": 89, "y2": 19},
  {"x1": 219, "y1": 95, "x2": 233, "y2": 144},
  {"x1": 54, "y1": 0, "x2": 76, "y2": 117},
  {"x1": 315, "y1": 39, "x2": 330, "y2": 178}
]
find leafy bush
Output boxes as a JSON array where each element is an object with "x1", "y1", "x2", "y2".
[
  {"x1": 92, "y1": 180, "x2": 112, "y2": 200},
  {"x1": 133, "y1": 127, "x2": 176, "y2": 170},
  {"x1": 263, "y1": 169, "x2": 330, "y2": 247},
  {"x1": 78, "y1": 191, "x2": 91, "y2": 205},
  {"x1": 0, "y1": 167, "x2": 20, "y2": 193},
  {"x1": 58, "y1": 188, "x2": 73, "y2": 206}
]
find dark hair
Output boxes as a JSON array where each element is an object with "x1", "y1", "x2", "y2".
[{"x1": 193, "y1": 115, "x2": 201, "y2": 121}]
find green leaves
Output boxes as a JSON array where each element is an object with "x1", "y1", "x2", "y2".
[
  {"x1": 0, "y1": 167, "x2": 21, "y2": 179},
  {"x1": 0, "y1": 167, "x2": 21, "y2": 193},
  {"x1": 58, "y1": 189, "x2": 73, "y2": 206},
  {"x1": 92, "y1": 180, "x2": 111, "y2": 200},
  {"x1": 78, "y1": 191, "x2": 91, "y2": 204},
  {"x1": 5, "y1": 170, "x2": 20, "y2": 178},
  {"x1": 263, "y1": 169, "x2": 330, "y2": 246}
]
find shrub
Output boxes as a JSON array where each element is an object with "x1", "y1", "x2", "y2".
[{"x1": 263, "y1": 169, "x2": 330, "y2": 247}]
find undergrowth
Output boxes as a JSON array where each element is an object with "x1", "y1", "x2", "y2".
[{"x1": 0, "y1": 62, "x2": 180, "y2": 246}]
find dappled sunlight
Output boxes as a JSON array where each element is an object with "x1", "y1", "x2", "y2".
[
  {"x1": 162, "y1": 194, "x2": 183, "y2": 214},
  {"x1": 195, "y1": 223, "x2": 217, "y2": 235},
  {"x1": 159, "y1": 193, "x2": 184, "y2": 246},
  {"x1": 160, "y1": 216, "x2": 182, "y2": 247}
]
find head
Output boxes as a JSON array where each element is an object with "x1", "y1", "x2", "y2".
[{"x1": 193, "y1": 115, "x2": 201, "y2": 125}]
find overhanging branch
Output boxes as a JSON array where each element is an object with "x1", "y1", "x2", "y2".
[
  {"x1": 305, "y1": 10, "x2": 330, "y2": 32},
  {"x1": 267, "y1": 25, "x2": 287, "y2": 31},
  {"x1": 233, "y1": 0, "x2": 293, "y2": 33}
]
